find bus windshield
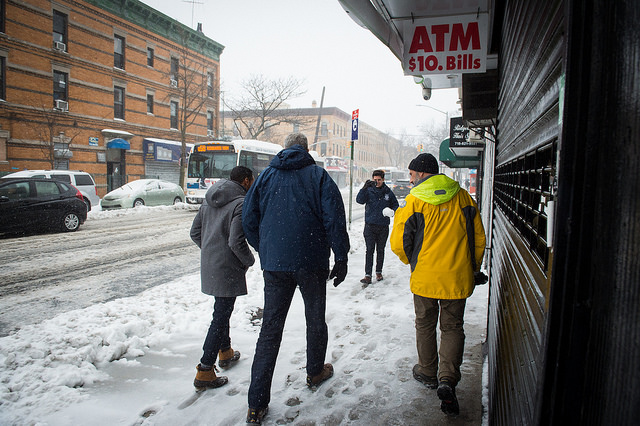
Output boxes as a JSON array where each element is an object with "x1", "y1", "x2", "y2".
[{"x1": 187, "y1": 151, "x2": 237, "y2": 179}]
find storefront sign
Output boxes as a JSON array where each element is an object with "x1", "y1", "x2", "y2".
[
  {"x1": 143, "y1": 139, "x2": 189, "y2": 163},
  {"x1": 403, "y1": 13, "x2": 488, "y2": 75},
  {"x1": 449, "y1": 117, "x2": 471, "y2": 146},
  {"x1": 89, "y1": 137, "x2": 99, "y2": 147}
]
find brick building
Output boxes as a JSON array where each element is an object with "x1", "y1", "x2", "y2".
[{"x1": 0, "y1": 0, "x2": 223, "y2": 195}]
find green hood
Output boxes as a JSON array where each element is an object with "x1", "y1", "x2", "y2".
[{"x1": 410, "y1": 174, "x2": 460, "y2": 205}]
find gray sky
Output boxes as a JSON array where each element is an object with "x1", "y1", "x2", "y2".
[{"x1": 140, "y1": 0, "x2": 460, "y2": 138}]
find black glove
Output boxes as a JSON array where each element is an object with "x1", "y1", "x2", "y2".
[
  {"x1": 474, "y1": 271, "x2": 488, "y2": 285},
  {"x1": 364, "y1": 180, "x2": 374, "y2": 188},
  {"x1": 329, "y1": 260, "x2": 348, "y2": 287}
]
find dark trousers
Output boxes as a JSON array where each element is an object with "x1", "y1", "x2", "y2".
[
  {"x1": 200, "y1": 296, "x2": 236, "y2": 367},
  {"x1": 248, "y1": 269, "x2": 329, "y2": 409},
  {"x1": 364, "y1": 223, "x2": 389, "y2": 276}
]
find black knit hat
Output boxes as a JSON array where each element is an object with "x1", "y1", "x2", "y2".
[{"x1": 408, "y1": 153, "x2": 439, "y2": 174}]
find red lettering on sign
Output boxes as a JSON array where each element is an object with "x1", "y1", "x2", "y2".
[
  {"x1": 409, "y1": 26, "x2": 433, "y2": 53},
  {"x1": 449, "y1": 22, "x2": 481, "y2": 51},
  {"x1": 446, "y1": 55, "x2": 456, "y2": 70},
  {"x1": 431, "y1": 24, "x2": 449, "y2": 52}
]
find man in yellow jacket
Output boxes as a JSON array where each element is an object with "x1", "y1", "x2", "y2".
[{"x1": 390, "y1": 153, "x2": 486, "y2": 416}]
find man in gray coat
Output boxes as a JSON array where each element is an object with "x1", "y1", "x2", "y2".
[{"x1": 190, "y1": 166, "x2": 255, "y2": 389}]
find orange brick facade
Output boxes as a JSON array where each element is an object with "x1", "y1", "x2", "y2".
[{"x1": 0, "y1": 0, "x2": 223, "y2": 196}]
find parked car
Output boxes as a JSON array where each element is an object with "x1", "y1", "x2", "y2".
[
  {"x1": 101, "y1": 179, "x2": 184, "y2": 210},
  {"x1": 2, "y1": 170, "x2": 100, "y2": 211},
  {"x1": 0, "y1": 177, "x2": 87, "y2": 235},
  {"x1": 390, "y1": 178, "x2": 412, "y2": 199}
]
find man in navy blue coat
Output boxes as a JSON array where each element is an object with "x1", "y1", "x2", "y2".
[
  {"x1": 356, "y1": 169, "x2": 399, "y2": 285},
  {"x1": 242, "y1": 132, "x2": 350, "y2": 424}
]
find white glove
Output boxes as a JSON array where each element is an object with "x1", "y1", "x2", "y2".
[{"x1": 382, "y1": 207, "x2": 395, "y2": 218}]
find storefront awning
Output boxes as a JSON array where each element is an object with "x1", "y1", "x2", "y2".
[
  {"x1": 439, "y1": 138, "x2": 480, "y2": 169},
  {"x1": 107, "y1": 138, "x2": 131, "y2": 149}
]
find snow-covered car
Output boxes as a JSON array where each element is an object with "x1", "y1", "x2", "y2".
[{"x1": 100, "y1": 179, "x2": 184, "y2": 209}]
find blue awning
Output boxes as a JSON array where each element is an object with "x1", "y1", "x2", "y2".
[{"x1": 107, "y1": 138, "x2": 131, "y2": 149}]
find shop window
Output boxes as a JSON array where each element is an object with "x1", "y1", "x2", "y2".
[
  {"x1": 207, "y1": 111, "x2": 213, "y2": 132},
  {"x1": 114, "y1": 86, "x2": 124, "y2": 119},
  {"x1": 494, "y1": 141, "x2": 557, "y2": 271},
  {"x1": 114, "y1": 35, "x2": 125, "y2": 69}
]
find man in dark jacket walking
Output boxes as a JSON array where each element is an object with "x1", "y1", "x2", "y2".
[
  {"x1": 356, "y1": 169, "x2": 399, "y2": 285},
  {"x1": 242, "y1": 133, "x2": 350, "y2": 424},
  {"x1": 190, "y1": 166, "x2": 255, "y2": 390}
]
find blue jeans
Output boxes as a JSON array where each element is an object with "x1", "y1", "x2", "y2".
[
  {"x1": 364, "y1": 223, "x2": 389, "y2": 276},
  {"x1": 200, "y1": 296, "x2": 236, "y2": 367},
  {"x1": 248, "y1": 269, "x2": 329, "y2": 409}
]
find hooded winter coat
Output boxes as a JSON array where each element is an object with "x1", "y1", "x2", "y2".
[
  {"x1": 356, "y1": 183, "x2": 399, "y2": 226},
  {"x1": 390, "y1": 174, "x2": 486, "y2": 299},
  {"x1": 242, "y1": 145, "x2": 350, "y2": 271},
  {"x1": 190, "y1": 179, "x2": 255, "y2": 297}
]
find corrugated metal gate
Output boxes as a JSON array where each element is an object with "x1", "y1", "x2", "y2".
[
  {"x1": 144, "y1": 161, "x2": 181, "y2": 186},
  {"x1": 488, "y1": 1, "x2": 563, "y2": 424}
]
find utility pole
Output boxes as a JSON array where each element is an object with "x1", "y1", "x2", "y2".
[{"x1": 313, "y1": 86, "x2": 325, "y2": 153}]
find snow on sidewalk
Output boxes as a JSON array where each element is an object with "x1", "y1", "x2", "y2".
[{"x1": 0, "y1": 219, "x2": 488, "y2": 425}]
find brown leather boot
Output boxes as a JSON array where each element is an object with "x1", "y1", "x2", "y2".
[
  {"x1": 193, "y1": 364, "x2": 228, "y2": 389},
  {"x1": 218, "y1": 347, "x2": 240, "y2": 368},
  {"x1": 306, "y1": 363, "x2": 334, "y2": 388}
]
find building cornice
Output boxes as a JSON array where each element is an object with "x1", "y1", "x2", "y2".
[{"x1": 81, "y1": 0, "x2": 225, "y2": 61}]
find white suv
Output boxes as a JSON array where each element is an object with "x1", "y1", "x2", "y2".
[{"x1": 2, "y1": 170, "x2": 100, "y2": 211}]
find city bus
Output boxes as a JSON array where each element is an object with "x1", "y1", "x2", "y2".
[{"x1": 185, "y1": 139, "x2": 282, "y2": 204}]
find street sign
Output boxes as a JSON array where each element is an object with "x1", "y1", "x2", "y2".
[{"x1": 351, "y1": 109, "x2": 359, "y2": 140}]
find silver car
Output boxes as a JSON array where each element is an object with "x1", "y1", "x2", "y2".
[{"x1": 100, "y1": 179, "x2": 184, "y2": 209}]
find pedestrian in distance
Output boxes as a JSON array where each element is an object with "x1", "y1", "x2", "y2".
[
  {"x1": 242, "y1": 132, "x2": 350, "y2": 424},
  {"x1": 189, "y1": 166, "x2": 255, "y2": 390},
  {"x1": 356, "y1": 169, "x2": 399, "y2": 285},
  {"x1": 390, "y1": 153, "x2": 486, "y2": 416}
]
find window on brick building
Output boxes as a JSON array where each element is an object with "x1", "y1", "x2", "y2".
[
  {"x1": 114, "y1": 35, "x2": 125, "y2": 69},
  {"x1": 0, "y1": 56, "x2": 5, "y2": 101},
  {"x1": 1, "y1": 0, "x2": 6, "y2": 34},
  {"x1": 114, "y1": 86, "x2": 124, "y2": 119},
  {"x1": 147, "y1": 94, "x2": 154, "y2": 114},
  {"x1": 207, "y1": 72, "x2": 214, "y2": 97},
  {"x1": 147, "y1": 47, "x2": 154, "y2": 67},
  {"x1": 170, "y1": 101, "x2": 178, "y2": 129},
  {"x1": 53, "y1": 71, "x2": 67, "y2": 103},
  {"x1": 53, "y1": 10, "x2": 67, "y2": 50},
  {"x1": 170, "y1": 57, "x2": 179, "y2": 83},
  {"x1": 207, "y1": 111, "x2": 214, "y2": 134}
]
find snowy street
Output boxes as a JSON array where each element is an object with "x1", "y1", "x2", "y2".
[
  {"x1": 0, "y1": 194, "x2": 487, "y2": 425},
  {"x1": 0, "y1": 204, "x2": 201, "y2": 337}
]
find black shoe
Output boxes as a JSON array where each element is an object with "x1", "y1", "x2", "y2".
[
  {"x1": 412, "y1": 364, "x2": 438, "y2": 389},
  {"x1": 437, "y1": 380, "x2": 460, "y2": 416},
  {"x1": 246, "y1": 407, "x2": 268, "y2": 424},
  {"x1": 306, "y1": 363, "x2": 334, "y2": 389}
]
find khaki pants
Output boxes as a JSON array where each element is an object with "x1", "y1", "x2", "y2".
[{"x1": 413, "y1": 295, "x2": 466, "y2": 385}]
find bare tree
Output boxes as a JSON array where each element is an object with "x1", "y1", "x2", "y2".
[
  {"x1": 168, "y1": 28, "x2": 217, "y2": 189},
  {"x1": 14, "y1": 97, "x2": 80, "y2": 169},
  {"x1": 224, "y1": 75, "x2": 312, "y2": 142},
  {"x1": 419, "y1": 119, "x2": 449, "y2": 155}
]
